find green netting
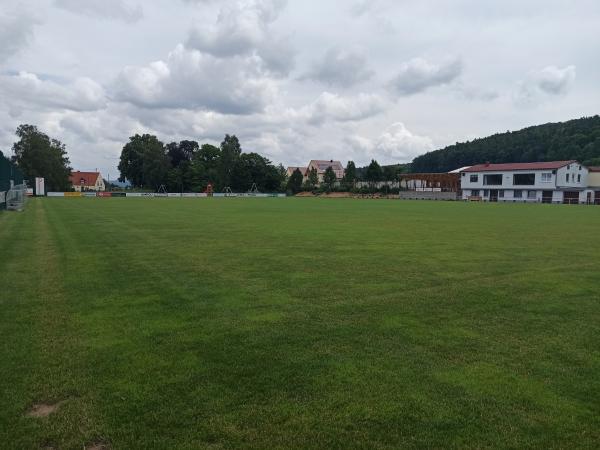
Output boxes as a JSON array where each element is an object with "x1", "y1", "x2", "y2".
[{"x1": 0, "y1": 154, "x2": 24, "y2": 192}]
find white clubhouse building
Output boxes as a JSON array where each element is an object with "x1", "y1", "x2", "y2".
[{"x1": 460, "y1": 161, "x2": 594, "y2": 204}]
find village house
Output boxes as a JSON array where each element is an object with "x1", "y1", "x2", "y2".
[
  {"x1": 286, "y1": 166, "x2": 307, "y2": 178},
  {"x1": 69, "y1": 171, "x2": 106, "y2": 192},
  {"x1": 286, "y1": 160, "x2": 345, "y2": 184},
  {"x1": 306, "y1": 160, "x2": 345, "y2": 182}
]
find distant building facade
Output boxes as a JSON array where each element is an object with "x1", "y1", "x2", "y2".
[
  {"x1": 589, "y1": 167, "x2": 600, "y2": 204},
  {"x1": 286, "y1": 160, "x2": 345, "y2": 184},
  {"x1": 286, "y1": 166, "x2": 307, "y2": 178},
  {"x1": 70, "y1": 171, "x2": 105, "y2": 192},
  {"x1": 460, "y1": 161, "x2": 592, "y2": 204},
  {"x1": 307, "y1": 160, "x2": 345, "y2": 182}
]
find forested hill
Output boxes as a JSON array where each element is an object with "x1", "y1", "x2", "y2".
[{"x1": 410, "y1": 115, "x2": 600, "y2": 173}]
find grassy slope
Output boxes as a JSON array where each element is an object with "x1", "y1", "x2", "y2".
[{"x1": 1, "y1": 198, "x2": 599, "y2": 449}]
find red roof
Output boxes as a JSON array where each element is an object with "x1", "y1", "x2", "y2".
[
  {"x1": 287, "y1": 166, "x2": 307, "y2": 173},
  {"x1": 589, "y1": 166, "x2": 600, "y2": 172},
  {"x1": 69, "y1": 171, "x2": 100, "y2": 186},
  {"x1": 308, "y1": 160, "x2": 344, "y2": 172},
  {"x1": 462, "y1": 160, "x2": 576, "y2": 173}
]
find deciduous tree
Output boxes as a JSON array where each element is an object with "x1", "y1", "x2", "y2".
[
  {"x1": 11, "y1": 124, "x2": 72, "y2": 191},
  {"x1": 118, "y1": 134, "x2": 168, "y2": 189},
  {"x1": 365, "y1": 159, "x2": 383, "y2": 188},
  {"x1": 219, "y1": 134, "x2": 242, "y2": 189}
]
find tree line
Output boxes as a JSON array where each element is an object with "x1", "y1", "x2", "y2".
[
  {"x1": 117, "y1": 134, "x2": 285, "y2": 192},
  {"x1": 285, "y1": 160, "x2": 410, "y2": 194},
  {"x1": 2, "y1": 124, "x2": 412, "y2": 195}
]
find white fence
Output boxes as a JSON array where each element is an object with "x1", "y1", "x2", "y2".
[{"x1": 46, "y1": 192, "x2": 286, "y2": 198}]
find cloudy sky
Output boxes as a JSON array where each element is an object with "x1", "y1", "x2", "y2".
[{"x1": 1, "y1": 0, "x2": 599, "y2": 177}]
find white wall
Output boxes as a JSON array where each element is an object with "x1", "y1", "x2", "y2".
[
  {"x1": 588, "y1": 172, "x2": 600, "y2": 187},
  {"x1": 555, "y1": 164, "x2": 588, "y2": 188},
  {"x1": 461, "y1": 169, "x2": 563, "y2": 190},
  {"x1": 461, "y1": 189, "x2": 596, "y2": 203},
  {"x1": 462, "y1": 188, "x2": 553, "y2": 202},
  {"x1": 461, "y1": 166, "x2": 588, "y2": 190}
]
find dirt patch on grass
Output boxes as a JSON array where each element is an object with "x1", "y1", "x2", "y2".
[
  {"x1": 26, "y1": 400, "x2": 66, "y2": 418},
  {"x1": 85, "y1": 442, "x2": 110, "y2": 450},
  {"x1": 320, "y1": 192, "x2": 352, "y2": 198},
  {"x1": 295, "y1": 192, "x2": 399, "y2": 199}
]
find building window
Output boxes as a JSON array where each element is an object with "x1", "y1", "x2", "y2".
[
  {"x1": 578, "y1": 174, "x2": 581, "y2": 183},
  {"x1": 513, "y1": 173, "x2": 535, "y2": 185},
  {"x1": 541, "y1": 173, "x2": 552, "y2": 183},
  {"x1": 483, "y1": 190, "x2": 489, "y2": 197},
  {"x1": 483, "y1": 174, "x2": 502, "y2": 185},
  {"x1": 499, "y1": 190, "x2": 504, "y2": 198},
  {"x1": 514, "y1": 190, "x2": 523, "y2": 198},
  {"x1": 471, "y1": 190, "x2": 480, "y2": 197},
  {"x1": 470, "y1": 174, "x2": 478, "y2": 183},
  {"x1": 566, "y1": 174, "x2": 570, "y2": 182},
  {"x1": 528, "y1": 190, "x2": 536, "y2": 199}
]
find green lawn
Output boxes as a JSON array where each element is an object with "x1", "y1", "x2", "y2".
[{"x1": 1, "y1": 198, "x2": 599, "y2": 449}]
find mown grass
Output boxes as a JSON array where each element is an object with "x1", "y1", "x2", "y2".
[{"x1": 1, "y1": 198, "x2": 599, "y2": 449}]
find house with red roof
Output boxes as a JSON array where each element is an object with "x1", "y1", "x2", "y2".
[
  {"x1": 286, "y1": 166, "x2": 308, "y2": 178},
  {"x1": 69, "y1": 171, "x2": 106, "y2": 192},
  {"x1": 305, "y1": 160, "x2": 345, "y2": 183},
  {"x1": 286, "y1": 160, "x2": 345, "y2": 184},
  {"x1": 459, "y1": 161, "x2": 593, "y2": 204}
]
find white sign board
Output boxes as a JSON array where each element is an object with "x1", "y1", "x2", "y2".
[{"x1": 35, "y1": 177, "x2": 45, "y2": 196}]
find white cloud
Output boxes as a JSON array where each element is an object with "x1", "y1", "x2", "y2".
[
  {"x1": 346, "y1": 123, "x2": 434, "y2": 163},
  {"x1": 186, "y1": 0, "x2": 293, "y2": 75},
  {"x1": 0, "y1": 11, "x2": 39, "y2": 63},
  {"x1": 54, "y1": 0, "x2": 143, "y2": 23},
  {"x1": 515, "y1": 65, "x2": 576, "y2": 106},
  {"x1": 303, "y1": 92, "x2": 387, "y2": 125},
  {"x1": 375, "y1": 123, "x2": 434, "y2": 161},
  {"x1": 302, "y1": 47, "x2": 374, "y2": 87},
  {"x1": 113, "y1": 44, "x2": 278, "y2": 115},
  {"x1": 0, "y1": 72, "x2": 107, "y2": 112},
  {"x1": 187, "y1": 0, "x2": 283, "y2": 56},
  {"x1": 533, "y1": 65, "x2": 576, "y2": 95},
  {"x1": 389, "y1": 57, "x2": 463, "y2": 95}
]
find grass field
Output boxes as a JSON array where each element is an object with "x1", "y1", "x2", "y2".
[{"x1": 1, "y1": 198, "x2": 600, "y2": 449}]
